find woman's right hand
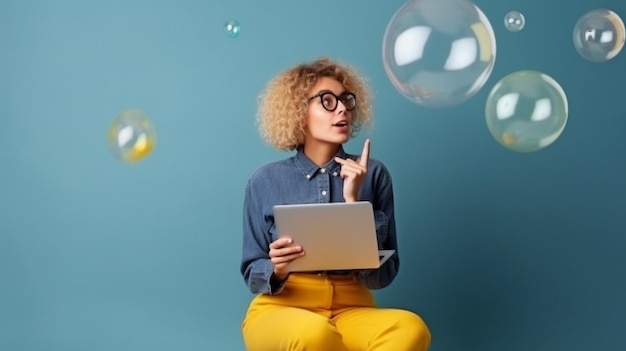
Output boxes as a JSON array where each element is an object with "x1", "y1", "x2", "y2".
[{"x1": 269, "y1": 237, "x2": 305, "y2": 281}]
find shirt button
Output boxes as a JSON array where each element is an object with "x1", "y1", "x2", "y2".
[
  {"x1": 306, "y1": 174, "x2": 311, "y2": 179},
  {"x1": 332, "y1": 172, "x2": 338, "y2": 177},
  {"x1": 321, "y1": 190, "x2": 327, "y2": 196},
  {"x1": 320, "y1": 168, "x2": 326, "y2": 173}
]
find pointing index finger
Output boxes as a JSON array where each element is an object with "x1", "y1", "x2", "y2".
[{"x1": 360, "y1": 139, "x2": 370, "y2": 167}]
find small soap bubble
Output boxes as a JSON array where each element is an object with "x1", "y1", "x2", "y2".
[
  {"x1": 224, "y1": 19, "x2": 241, "y2": 38},
  {"x1": 573, "y1": 9, "x2": 625, "y2": 62},
  {"x1": 107, "y1": 109, "x2": 156, "y2": 163},
  {"x1": 504, "y1": 11, "x2": 525, "y2": 32}
]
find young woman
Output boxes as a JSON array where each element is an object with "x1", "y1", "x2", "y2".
[{"x1": 240, "y1": 57, "x2": 431, "y2": 351}]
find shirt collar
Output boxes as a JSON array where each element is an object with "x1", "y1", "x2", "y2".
[{"x1": 294, "y1": 145, "x2": 348, "y2": 180}]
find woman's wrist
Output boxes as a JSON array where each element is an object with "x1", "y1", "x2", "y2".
[{"x1": 272, "y1": 270, "x2": 289, "y2": 282}]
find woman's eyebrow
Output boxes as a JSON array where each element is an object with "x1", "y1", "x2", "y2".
[{"x1": 313, "y1": 89, "x2": 348, "y2": 95}]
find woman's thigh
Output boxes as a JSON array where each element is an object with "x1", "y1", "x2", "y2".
[
  {"x1": 333, "y1": 307, "x2": 431, "y2": 351},
  {"x1": 242, "y1": 306, "x2": 349, "y2": 351}
]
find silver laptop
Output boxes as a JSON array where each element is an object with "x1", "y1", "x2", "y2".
[{"x1": 273, "y1": 201, "x2": 395, "y2": 272}]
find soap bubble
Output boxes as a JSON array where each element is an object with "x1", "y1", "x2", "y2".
[
  {"x1": 108, "y1": 109, "x2": 156, "y2": 162},
  {"x1": 485, "y1": 71, "x2": 568, "y2": 153},
  {"x1": 504, "y1": 11, "x2": 525, "y2": 32},
  {"x1": 224, "y1": 20, "x2": 241, "y2": 38},
  {"x1": 573, "y1": 9, "x2": 625, "y2": 62},
  {"x1": 382, "y1": 0, "x2": 496, "y2": 108}
]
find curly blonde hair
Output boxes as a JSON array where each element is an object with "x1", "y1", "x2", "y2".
[{"x1": 257, "y1": 57, "x2": 373, "y2": 151}]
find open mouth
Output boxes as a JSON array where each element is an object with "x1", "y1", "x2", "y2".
[{"x1": 333, "y1": 121, "x2": 349, "y2": 127}]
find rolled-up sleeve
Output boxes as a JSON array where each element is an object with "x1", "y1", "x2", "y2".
[
  {"x1": 240, "y1": 178, "x2": 280, "y2": 295},
  {"x1": 358, "y1": 166, "x2": 399, "y2": 289}
]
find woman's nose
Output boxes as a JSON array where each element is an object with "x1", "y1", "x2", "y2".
[{"x1": 335, "y1": 100, "x2": 346, "y2": 113}]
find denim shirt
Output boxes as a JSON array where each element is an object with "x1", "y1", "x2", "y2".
[{"x1": 240, "y1": 145, "x2": 399, "y2": 295}]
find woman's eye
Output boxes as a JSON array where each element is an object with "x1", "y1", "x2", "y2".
[{"x1": 322, "y1": 96, "x2": 335, "y2": 108}]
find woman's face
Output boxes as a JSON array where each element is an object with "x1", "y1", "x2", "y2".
[{"x1": 303, "y1": 76, "x2": 355, "y2": 149}]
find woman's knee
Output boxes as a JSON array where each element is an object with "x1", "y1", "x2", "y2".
[
  {"x1": 243, "y1": 312, "x2": 346, "y2": 351},
  {"x1": 395, "y1": 310, "x2": 432, "y2": 349}
]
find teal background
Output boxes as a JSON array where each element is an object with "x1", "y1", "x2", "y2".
[{"x1": 1, "y1": 1, "x2": 625, "y2": 350}]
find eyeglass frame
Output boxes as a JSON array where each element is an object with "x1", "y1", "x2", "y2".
[{"x1": 307, "y1": 91, "x2": 357, "y2": 112}]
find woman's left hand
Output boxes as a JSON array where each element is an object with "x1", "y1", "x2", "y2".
[{"x1": 334, "y1": 139, "x2": 370, "y2": 202}]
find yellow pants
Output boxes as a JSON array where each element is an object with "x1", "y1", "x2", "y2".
[{"x1": 242, "y1": 273, "x2": 431, "y2": 351}]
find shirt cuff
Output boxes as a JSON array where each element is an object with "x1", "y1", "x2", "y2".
[{"x1": 269, "y1": 272, "x2": 288, "y2": 294}]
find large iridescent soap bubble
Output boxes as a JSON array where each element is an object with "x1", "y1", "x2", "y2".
[
  {"x1": 573, "y1": 9, "x2": 625, "y2": 62},
  {"x1": 485, "y1": 71, "x2": 568, "y2": 153},
  {"x1": 382, "y1": 0, "x2": 496, "y2": 108},
  {"x1": 108, "y1": 109, "x2": 156, "y2": 162}
]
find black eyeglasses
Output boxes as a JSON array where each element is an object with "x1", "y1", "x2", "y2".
[{"x1": 308, "y1": 91, "x2": 357, "y2": 112}]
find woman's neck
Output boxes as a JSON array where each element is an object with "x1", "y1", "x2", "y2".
[{"x1": 302, "y1": 142, "x2": 340, "y2": 167}]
